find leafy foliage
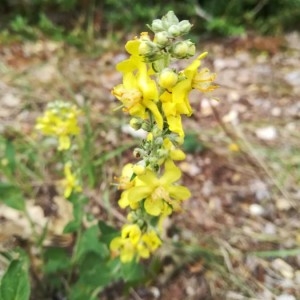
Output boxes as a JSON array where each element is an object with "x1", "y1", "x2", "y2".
[
  {"x1": 0, "y1": 250, "x2": 30, "y2": 300},
  {"x1": 1, "y1": 0, "x2": 300, "y2": 44}
]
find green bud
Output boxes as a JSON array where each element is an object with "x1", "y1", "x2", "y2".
[
  {"x1": 136, "y1": 219, "x2": 145, "y2": 228},
  {"x1": 171, "y1": 40, "x2": 195, "y2": 59},
  {"x1": 154, "y1": 137, "x2": 164, "y2": 145},
  {"x1": 138, "y1": 41, "x2": 158, "y2": 57},
  {"x1": 152, "y1": 58, "x2": 165, "y2": 73},
  {"x1": 151, "y1": 19, "x2": 164, "y2": 32},
  {"x1": 141, "y1": 121, "x2": 152, "y2": 132},
  {"x1": 162, "y1": 11, "x2": 179, "y2": 27},
  {"x1": 152, "y1": 126, "x2": 162, "y2": 136},
  {"x1": 130, "y1": 118, "x2": 142, "y2": 130},
  {"x1": 171, "y1": 41, "x2": 188, "y2": 58},
  {"x1": 133, "y1": 148, "x2": 145, "y2": 158},
  {"x1": 186, "y1": 42, "x2": 196, "y2": 57},
  {"x1": 155, "y1": 31, "x2": 169, "y2": 47},
  {"x1": 157, "y1": 149, "x2": 168, "y2": 158},
  {"x1": 178, "y1": 20, "x2": 193, "y2": 35},
  {"x1": 168, "y1": 24, "x2": 181, "y2": 37}
]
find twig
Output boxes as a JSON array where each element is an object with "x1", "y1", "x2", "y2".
[
  {"x1": 195, "y1": 4, "x2": 213, "y2": 22},
  {"x1": 251, "y1": 0, "x2": 269, "y2": 17},
  {"x1": 208, "y1": 101, "x2": 295, "y2": 208},
  {"x1": 130, "y1": 288, "x2": 143, "y2": 300}
]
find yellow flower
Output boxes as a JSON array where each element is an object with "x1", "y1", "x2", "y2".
[
  {"x1": 122, "y1": 224, "x2": 142, "y2": 245},
  {"x1": 110, "y1": 225, "x2": 162, "y2": 263},
  {"x1": 192, "y1": 68, "x2": 217, "y2": 93},
  {"x1": 112, "y1": 67, "x2": 163, "y2": 129},
  {"x1": 113, "y1": 37, "x2": 163, "y2": 129},
  {"x1": 127, "y1": 160, "x2": 191, "y2": 216},
  {"x1": 142, "y1": 230, "x2": 162, "y2": 251},
  {"x1": 158, "y1": 53, "x2": 217, "y2": 137},
  {"x1": 61, "y1": 162, "x2": 82, "y2": 198},
  {"x1": 116, "y1": 164, "x2": 143, "y2": 210},
  {"x1": 110, "y1": 236, "x2": 136, "y2": 263},
  {"x1": 36, "y1": 102, "x2": 81, "y2": 151},
  {"x1": 228, "y1": 143, "x2": 240, "y2": 152},
  {"x1": 116, "y1": 39, "x2": 143, "y2": 74}
]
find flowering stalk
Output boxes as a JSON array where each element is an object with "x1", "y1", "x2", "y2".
[
  {"x1": 110, "y1": 11, "x2": 217, "y2": 262},
  {"x1": 35, "y1": 100, "x2": 83, "y2": 198}
]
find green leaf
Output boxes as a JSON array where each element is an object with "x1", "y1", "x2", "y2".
[
  {"x1": 0, "y1": 250, "x2": 30, "y2": 300},
  {"x1": 121, "y1": 259, "x2": 145, "y2": 282},
  {"x1": 5, "y1": 140, "x2": 16, "y2": 174},
  {"x1": 98, "y1": 221, "x2": 119, "y2": 245},
  {"x1": 74, "y1": 226, "x2": 109, "y2": 262},
  {"x1": 70, "y1": 256, "x2": 122, "y2": 300},
  {"x1": 63, "y1": 194, "x2": 87, "y2": 233},
  {"x1": 0, "y1": 182, "x2": 25, "y2": 211},
  {"x1": 43, "y1": 248, "x2": 71, "y2": 274},
  {"x1": 251, "y1": 248, "x2": 300, "y2": 258}
]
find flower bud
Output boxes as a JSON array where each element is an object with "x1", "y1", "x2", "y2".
[
  {"x1": 140, "y1": 31, "x2": 151, "y2": 41},
  {"x1": 133, "y1": 148, "x2": 145, "y2": 158},
  {"x1": 178, "y1": 20, "x2": 193, "y2": 35},
  {"x1": 130, "y1": 118, "x2": 142, "y2": 130},
  {"x1": 162, "y1": 11, "x2": 179, "y2": 27},
  {"x1": 146, "y1": 133, "x2": 153, "y2": 141},
  {"x1": 158, "y1": 68, "x2": 178, "y2": 89},
  {"x1": 157, "y1": 149, "x2": 168, "y2": 159},
  {"x1": 151, "y1": 19, "x2": 164, "y2": 32},
  {"x1": 155, "y1": 31, "x2": 169, "y2": 47},
  {"x1": 171, "y1": 41, "x2": 188, "y2": 58},
  {"x1": 168, "y1": 24, "x2": 181, "y2": 37},
  {"x1": 186, "y1": 42, "x2": 196, "y2": 57},
  {"x1": 141, "y1": 121, "x2": 151, "y2": 132},
  {"x1": 154, "y1": 137, "x2": 163, "y2": 146},
  {"x1": 127, "y1": 212, "x2": 135, "y2": 222},
  {"x1": 137, "y1": 219, "x2": 145, "y2": 228},
  {"x1": 171, "y1": 40, "x2": 195, "y2": 59},
  {"x1": 138, "y1": 41, "x2": 158, "y2": 57}
]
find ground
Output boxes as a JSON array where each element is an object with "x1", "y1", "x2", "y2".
[{"x1": 0, "y1": 32, "x2": 300, "y2": 300}]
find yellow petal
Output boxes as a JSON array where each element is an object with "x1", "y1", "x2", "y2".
[
  {"x1": 143, "y1": 100, "x2": 163, "y2": 129},
  {"x1": 137, "y1": 169, "x2": 158, "y2": 186},
  {"x1": 168, "y1": 185, "x2": 191, "y2": 200},
  {"x1": 118, "y1": 190, "x2": 130, "y2": 208},
  {"x1": 127, "y1": 186, "x2": 152, "y2": 204},
  {"x1": 144, "y1": 197, "x2": 163, "y2": 216},
  {"x1": 166, "y1": 114, "x2": 184, "y2": 137},
  {"x1": 160, "y1": 160, "x2": 181, "y2": 185}
]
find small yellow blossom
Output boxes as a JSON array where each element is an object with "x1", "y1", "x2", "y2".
[
  {"x1": 112, "y1": 66, "x2": 163, "y2": 129},
  {"x1": 116, "y1": 164, "x2": 142, "y2": 209},
  {"x1": 110, "y1": 225, "x2": 162, "y2": 263},
  {"x1": 61, "y1": 162, "x2": 82, "y2": 198},
  {"x1": 228, "y1": 143, "x2": 240, "y2": 152}
]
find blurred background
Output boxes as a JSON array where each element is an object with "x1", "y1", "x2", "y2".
[{"x1": 1, "y1": 0, "x2": 300, "y2": 46}]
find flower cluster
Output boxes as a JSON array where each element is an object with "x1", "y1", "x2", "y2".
[
  {"x1": 110, "y1": 224, "x2": 161, "y2": 263},
  {"x1": 35, "y1": 101, "x2": 81, "y2": 151},
  {"x1": 36, "y1": 100, "x2": 82, "y2": 199},
  {"x1": 110, "y1": 11, "x2": 217, "y2": 262}
]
